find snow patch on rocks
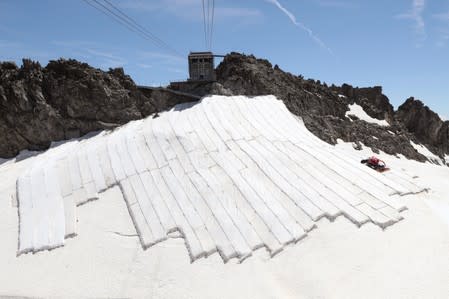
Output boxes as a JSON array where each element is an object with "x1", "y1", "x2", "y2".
[
  {"x1": 410, "y1": 141, "x2": 443, "y2": 165},
  {"x1": 346, "y1": 103, "x2": 389, "y2": 126}
]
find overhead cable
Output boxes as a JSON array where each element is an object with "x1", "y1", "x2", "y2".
[{"x1": 82, "y1": 0, "x2": 182, "y2": 57}]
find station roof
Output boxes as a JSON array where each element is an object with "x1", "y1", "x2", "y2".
[{"x1": 188, "y1": 51, "x2": 214, "y2": 57}]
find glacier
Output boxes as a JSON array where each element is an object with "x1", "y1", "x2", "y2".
[{"x1": 16, "y1": 95, "x2": 426, "y2": 262}]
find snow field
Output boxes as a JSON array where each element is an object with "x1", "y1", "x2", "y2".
[{"x1": 16, "y1": 95, "x2": 426, "y2": 262}]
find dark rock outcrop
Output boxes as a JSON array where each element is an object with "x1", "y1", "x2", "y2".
[
  {"x1": 169, "y1": 81, "x2": 233, "y2": 98},
  {"x1": 215, "y1": 53, "x2": 348, "y2": 119},
  {"x1": 0, "y1": 59, "x2": 197, "y2": 158},
  {"x1": 214, "y1": 52, "x2": 430, "y2": 162},
  {"x1": 333, "y1": 84, "x2": 395, "y2": 124},
  {"x1": 396, "y1": 98, "x2": 449, "y2": 155},
  {"x1": 42, "y1": 60, "x2": 146, "y2": 123},
  {"x1": 1, "y1": 53, "x2": 447, "y2": 164}
]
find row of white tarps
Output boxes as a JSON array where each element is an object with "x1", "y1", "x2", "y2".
[{"x1": 16, "y1": 95, "x2": 427, "y2": 262}]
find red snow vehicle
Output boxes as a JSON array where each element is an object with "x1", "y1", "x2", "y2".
[{"x1": 361, "y1": 156, "x2": 390, "y2": 172}]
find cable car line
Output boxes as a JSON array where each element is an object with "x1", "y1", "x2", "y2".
[
  {"x1": 201, "y1": 0, "x2": 215, "y2": 50},
  {"x1": 82, "y1": 0, "x2": 182, "y2": 57}
]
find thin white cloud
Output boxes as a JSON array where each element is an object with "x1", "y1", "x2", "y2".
[
  {"x1": 397, "y1": 0, "x2": 426, "y2": 44},
  {"x1": 265, "y1": 0, "x2": 333, "y2": 55}
]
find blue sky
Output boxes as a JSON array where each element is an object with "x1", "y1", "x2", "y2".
[{"x1": 0, "y1": 0, "x2": 448, "y2": 119}]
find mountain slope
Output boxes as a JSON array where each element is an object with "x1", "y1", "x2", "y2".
[
  {"x1": 0, "y1": 59, "x2": 197, "y2": 158},
  {"x1": 212, "y1": 53, "x2": 448, "y2": 162},
  {"x1": 2, "y1": 53, "x2": 449, "y2": 165},
  {"x1": 16, "y1": 96, "x2": 426, "y2": 262}
]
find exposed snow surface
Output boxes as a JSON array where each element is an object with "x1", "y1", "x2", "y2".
[
  {"x1": 410, "y1": 140, "x2": 443, "y2": 164},
  {"x1": 346, "y1": 103, "x2": 389, "y2": 126},
  {"x1": 2, "y1": 95, "x2": 449, "y2": 298},
  {"x1": 15, "y1": 96, "x2": 423, "y2": 261}
]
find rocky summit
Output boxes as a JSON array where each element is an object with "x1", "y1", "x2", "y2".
[
  {"x1": 396, "y1": 97, "x2": 449, "y2": 156},
  {"x1": 1, "y1": 53, "x2": 448, "y2": 163},
  {"x1": 212, "y1": 53, "x2": 447, "y2": 162},
  {"x1": 0, "y1": 59, "x2": 197, "y2": 158}
]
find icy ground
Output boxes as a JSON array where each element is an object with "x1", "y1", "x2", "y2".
[{"x1": 0, "y1": 96, "x2": 448, "y2": 298}]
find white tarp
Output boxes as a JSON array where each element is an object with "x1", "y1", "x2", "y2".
[{"x1": 16, "y1": 95, "x2": 425, "y2": 262}]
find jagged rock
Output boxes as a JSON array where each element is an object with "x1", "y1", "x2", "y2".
[
  {"x1": 334, "y1": 84, "x2": 395, "y2": 124},
  {"x1": 352, "y1": 141, "x2": 363, "y2": 151},
  {"x1": 43, "y1": 60, "x2": 144, "y2": 122},
  {"x1": 216, "y1": 52, "x2": 348, "y2": 118},
  {"x1": 169, "y1": 81, "x2": 233, "y2": 97},
  {"x1": 215, "y1": 52, "x2": 429, "y2": 162},
  {"x1": 0, "y1": 58, "x2": 197, "y2": 158},
  {"x1": 138, "y1": 86, "x2": 202, "y2": 114},
  {"x1": 0, "y1": 53, "x2": 447, "y2": 164},
  {"x1": 396, "y1": 97, "x2": 449, "y2": 155}
]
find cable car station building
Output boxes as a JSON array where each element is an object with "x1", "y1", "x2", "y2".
[{"x1": 188, "y1": 52, "x2": 215, "y2": 81}]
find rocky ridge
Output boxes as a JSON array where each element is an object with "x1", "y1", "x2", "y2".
[
  {"x1": 211, "y1": 53, "x2": 447, "y2": 163},
  {"x1": 396, "y1": 97, "x2": 448, "y2": 156},
  {"x1": 1, "y1": 53, "x2": 448, "y2": 164},
  {"x1": 0, "y1": 59, "x2": 197, "y2": 158}
]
